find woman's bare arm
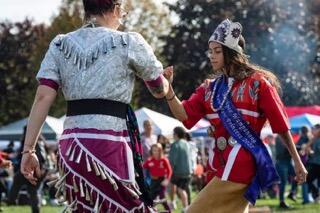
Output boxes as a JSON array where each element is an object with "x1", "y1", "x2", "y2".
[{"x1": 23, "y1": 85, "x2": 57, "y2": 151}]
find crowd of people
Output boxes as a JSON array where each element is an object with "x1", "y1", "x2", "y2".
[
  {"x1": 141, "y1": 120, "x2": 320, "y2": 212},
  {"x1": 140, "y1": 120, "x2": 205, "y2": 213},
  {"x1": 0, "y1": 120, "x2": 207, "y2": 213},
  {"x1": 0, "y1": 120, "x2": 319, "y2": 212},
  {"x1": 0, "y1": 126, "x2": 60, "y2": 212},
  {"x1": 263, "y1": 124, "x2": 320, "y2": 209},
  {"x1": 2, "y1": 0, "x2": 317, "y2": 212}
]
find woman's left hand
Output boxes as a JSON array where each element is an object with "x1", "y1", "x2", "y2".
[{"x1": 294, "y1": 161, "x2": 308, "y2": 185}]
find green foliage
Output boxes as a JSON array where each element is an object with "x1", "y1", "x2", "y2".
[
  {"x1": 122, "y1": 0, "x2": 173, "y2": 111},
  {"x1": 34, "y1": 0, "x2": 83, "y2": 117},
  {"x1": 162, "y1": 0, "x2": 320, "y2": 105},
  {"x1": 1, "y1": 0, "x2": 319, "y2": 126},
  {"x1": 0, "y1": 20, "x2": 46, "y2": 126}
]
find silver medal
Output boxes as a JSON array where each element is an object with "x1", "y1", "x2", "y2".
[
  {"x1": 217, "y1": 137, "x2": 227, "y2": 151},
  {"x1": 228, "y1": 137, "x2": 238, "y2": 147}
]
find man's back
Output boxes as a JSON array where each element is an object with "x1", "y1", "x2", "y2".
[{"x1": 169, "y1": 139, "x2": 192, "y2": 177}]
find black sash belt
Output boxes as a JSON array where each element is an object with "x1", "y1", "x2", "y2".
[{"x1": 66, "y1": 99, "x2": 128, "y2": 119}]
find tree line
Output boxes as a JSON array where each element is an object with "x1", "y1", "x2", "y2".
[{"x1": 0, "y1": 0, "x2": 319, "y2": 126}]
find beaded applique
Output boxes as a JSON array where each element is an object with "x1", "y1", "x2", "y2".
[
  {"x1": 249, "y1": 80, "x2": 260, "y2": 104},
  {"x1": 54, "y1": 33, "x2": 128, "y2": 71}
]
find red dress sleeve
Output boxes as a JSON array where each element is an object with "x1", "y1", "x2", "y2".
[
  {"x1": 182, "y1": 85, "x2": 207, "y2": 129},
  {"x1": 258, "y1": 78, "x2": 290, "y2": 133}
]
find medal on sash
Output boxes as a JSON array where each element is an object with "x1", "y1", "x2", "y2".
[{"x1": 217, "y1": 137, "x2": 227, "y2": 151}]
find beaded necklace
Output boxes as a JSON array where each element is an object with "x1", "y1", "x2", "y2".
[{"x1": 210, "y1": 76, "x2": 235, "y2": 112}]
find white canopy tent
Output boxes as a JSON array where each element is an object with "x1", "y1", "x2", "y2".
[
  {"x1": 0, "y1": 116, "x2": 64, "y2": 141},
  {"x1": 59, "y1": 107, "x2": 210, "y2": 137},
  {"x1": 135, "y1": 107, "x2": 209, "y2": 136}
]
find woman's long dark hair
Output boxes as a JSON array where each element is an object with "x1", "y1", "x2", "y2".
[{"x1": 220, "y1": 35, "x2": 282, "y2": 93}]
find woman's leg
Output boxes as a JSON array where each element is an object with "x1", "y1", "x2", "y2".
[{"x1": 187, "y1": 177, "x2": 248, "y2": 213}]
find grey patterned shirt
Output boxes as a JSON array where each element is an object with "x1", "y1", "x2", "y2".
[{"x1": 37, "y1": 27, "x2": 163, "y2": 131}]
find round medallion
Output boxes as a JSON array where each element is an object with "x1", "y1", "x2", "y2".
[
  {"x1": 217, "y1": 137, "x2": 227, "y2": 151},
  {"x1": 228, "y1": 137, "x2": 238, "y2": 147}
]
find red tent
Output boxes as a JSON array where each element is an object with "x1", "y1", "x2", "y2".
[{"x1": 285, "y1": 105, "x2": 320, "y2": 117}]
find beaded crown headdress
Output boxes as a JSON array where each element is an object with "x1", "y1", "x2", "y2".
[{"x1": 209, "y1": 19, "x2": 243, "y2": 54}]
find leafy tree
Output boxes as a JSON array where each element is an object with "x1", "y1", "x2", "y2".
[
  {"x1": 34, "y1": 0, "x2": 83, "y2": 117},
  {"x1": 0, "y1": 20, "x2": 46, "y2": 126},
  {"x1": 122, "y1": 0, "x2": 173, "y2": 110},
  {"x1": 0, "y1": 0, "x2": 173, "y2": 126},
  {"x1": 162, "y1": 0, "x2": 320, "y2": 106}
]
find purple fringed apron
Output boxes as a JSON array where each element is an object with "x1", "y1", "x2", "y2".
[{"x1": 48, "y1": 100, "x2": 155, "y2": 213}]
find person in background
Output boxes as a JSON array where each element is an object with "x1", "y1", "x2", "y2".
[
  {"x1": 141, "y1": 120, "x2": 158, "y2": 162},
  {"x1": 141, "y1": 120, "x2": 158, "y2": 186},
  {"x1": 3, "y1": 141, "x2": 15, "y2": 155},
  {"x1": 0, "y1": 149, "x2": 12, "y2": 210},
  {"x1": 185, "y1": 132, "x2": 197, "y2": 205},
  {"x1": 262, "y1": 134, "x2": 278, "y2": 199},
  {"x1": 157, "y1": 134, "x2": 171, "y2": 155},
  {"x1": 305, "y1": 124, "x2": 320, "y2": 203},
  {"x1": 143, "y1": 143, "x2": 172, "y2": 212},
  {"x1": 275, "y1": 135, "x2": 296, "y2": 209},
  {"x1": 193, "y1": 156, "x2": 205, "y2": 192},
  {"x1": 0, "y1": 152, "x2": 12, "y2": 169},
  {"x1": 169, "y1": 127, "x2": 193, "y2": 213},
  {"x1": 290, "y1": 126, "x2": 312, "y2": 204},
  {"x1": 185, "y1": 133, "x2": 198, "y2": 172},
  {"x1": 8, "y1": 126, "x2": 48, "y2": 213}
]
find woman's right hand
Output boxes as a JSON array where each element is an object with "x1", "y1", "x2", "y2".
[
  {"x1": 20, "y1": 153, "x2": 41, "y2": 185},
  {"x1": 294, "y1": 160, "x2": 308, "y2": 185},
  {"x1": 163, "y1": 66, "x2": 174, "y2": 84}
]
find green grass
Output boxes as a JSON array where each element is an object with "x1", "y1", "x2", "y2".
[
  {"x1": 1, "y1": 205, "x2": 63, "y2": 213},
  {"x1": 256, "y1": 198, "x2": 320, "y2": 213},
  {"x1": 2, "y1": 196, "x2": 319, "y2": 213}
]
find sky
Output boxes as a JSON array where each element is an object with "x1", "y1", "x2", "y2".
[
  {"x1": 0, "y1": 0, "x2": 62, "y2": 24},
  {"x1": 0, "y1": 0, "x2": 177, "y2": 24}
]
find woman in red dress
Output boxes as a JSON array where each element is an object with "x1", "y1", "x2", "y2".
[{"x1": 163, "y1": 19, "x2": 307, "y2": 212}]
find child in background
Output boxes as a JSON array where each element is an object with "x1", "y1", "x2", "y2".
[{"x1": 143, "y1": 143, "x2": 172, "y2": 212}]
